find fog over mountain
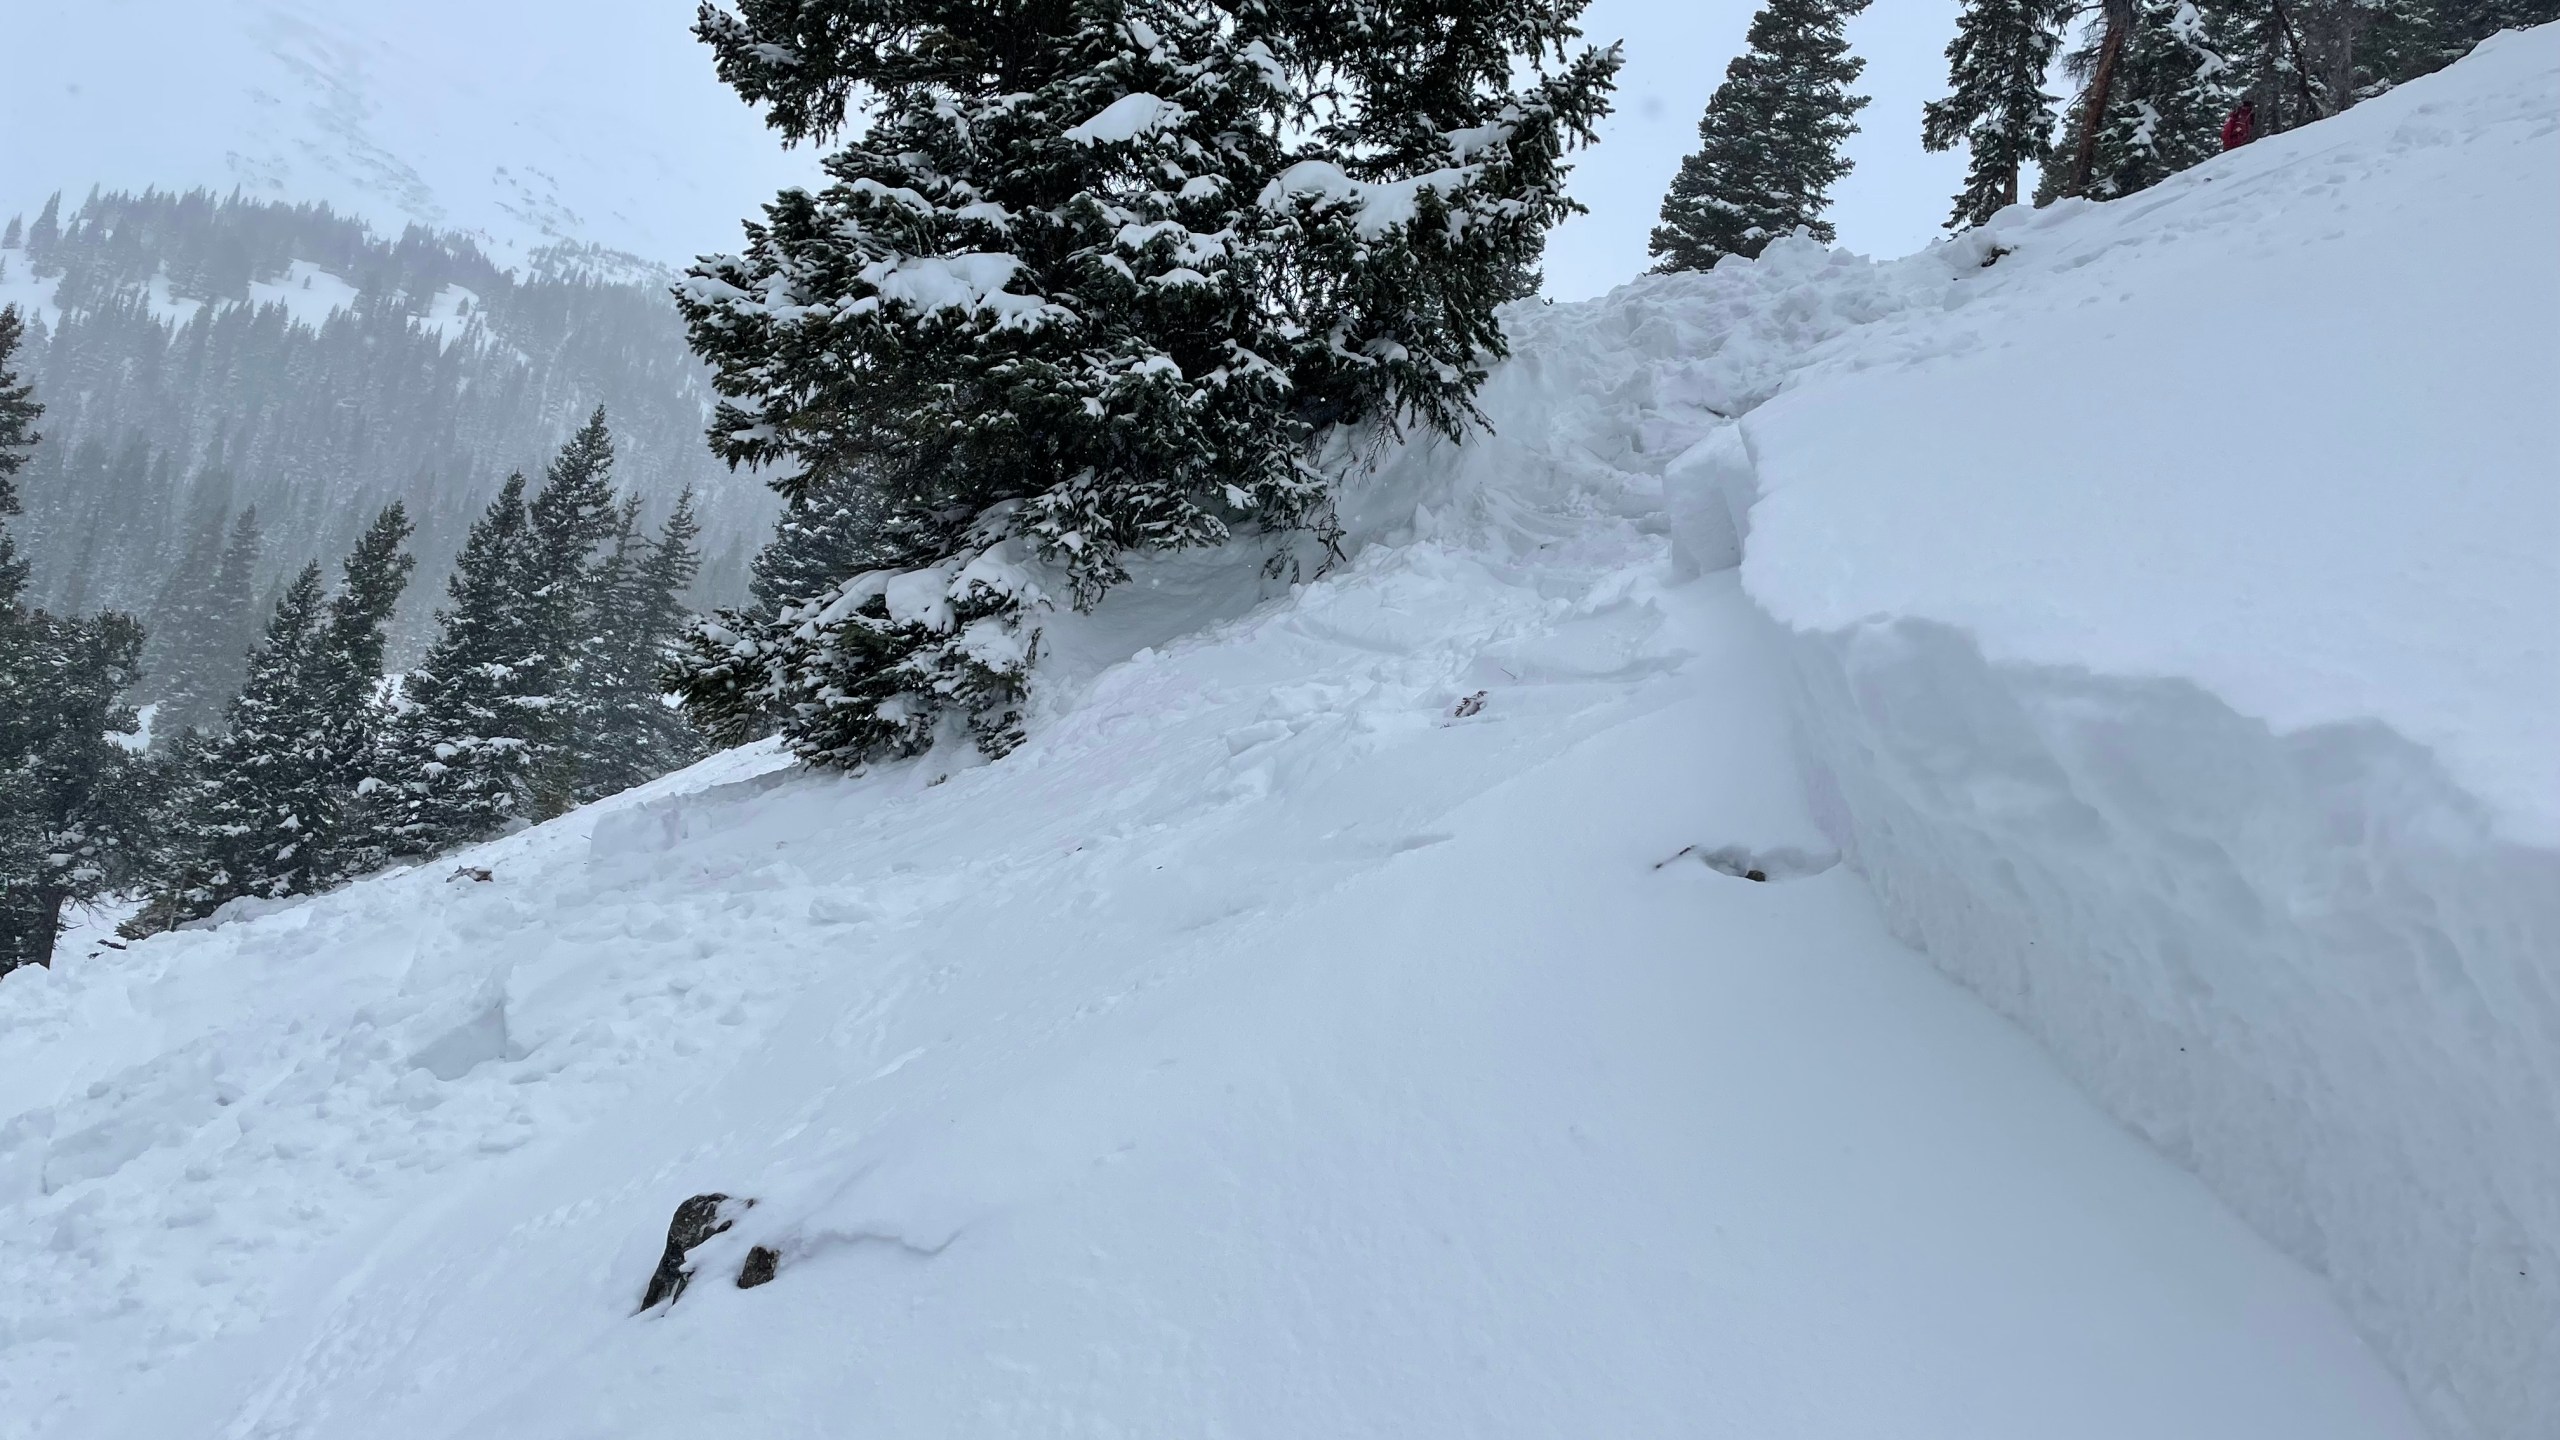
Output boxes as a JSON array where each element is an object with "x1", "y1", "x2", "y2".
[
  {"x1": 1, "y1": 0, "x2": 815, "y2": 271},
  {"x1": 0, "y1": 0, "x2": 833, "y2": 662}
]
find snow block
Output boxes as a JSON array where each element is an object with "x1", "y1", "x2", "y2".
[
  {"x1": 1661, "y1": 426, "x2": 1749, "y2": 577},
  {"x1": 1769, "y1": 613, "x2": 2560, "y2": 1439}
]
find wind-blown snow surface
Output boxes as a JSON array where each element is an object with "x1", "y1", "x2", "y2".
[
  {"x1": 2, "y1": 25, "x2": 2546, "y2": 1440},
  {"x1": 0, "y1": 0, "x2": 813, "y2": 269}
]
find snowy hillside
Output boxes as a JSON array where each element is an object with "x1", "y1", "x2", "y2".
[
  {"x1": 0, "y1": 0, "x2": 811, "y2": 270},
  {"x1": 2, "y1": 21, "x2": 2552, "y2": 1440}
]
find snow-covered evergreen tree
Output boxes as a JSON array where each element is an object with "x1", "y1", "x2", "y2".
[
  {"x1": 579, "y1": 492, "x2": 706, "y2": 801},
  {"x1": 149, "y1": 505, "x2": 263, "y2": 737},
  {"x1": 367, "y1": 475, "x2": 545, "y2": 856},
  {"x1": 2423, "y1": 0, "x2": 2560, "y2": 58},
  {"x1": 0, "y1": 309, "x2": 37, "y2": 605},
  {"x1": 524, "y1": 408, "x2": 625, "y2": 819},
  {"x1": 301, "y1": 504, "x2": 416, "y2": 881},
  {"x1": 678, "y1": 0, "x2": 1618, "y2": 767},
  {"x1": 2186, "y1": 1, "x2": 2291, "y2": 139},
  {"x1": 136, "y1": 501, "x2": 416, "y2": 925},
  {"x1": 747, "y1": 469, "x2": 894, "y2": 621},
  {"x1": 670, "y1": 467, "x2": 899, "y2": 747},
  {"x1": 2310, "y1": 0, "x2": 2556, "y2": 105},
  {"x1": 2086, "y1": 0, "x2": 2229, "y2": 198},
  {"x1": 141, "y1": 493, "x2": 232, "y2": 717},
  {"x1": 1650, "y1": 0, "x2": 1872, "y2": 271},
  {"x1": 150, "y1": 564, "x2": 333, "y2": 916},
  {"x1": 1923, "y1": 0, "x2": 2075, "y2": 226},
  {"x1": 0, "y1": 308, "x2": 42, "y2": 934},
  {"x1": 0, "y1": 607, "x2": 147, "y2": 972},
  {"x1": 24, "y1": 195, "x2": 61, "y2": 269},
  {"x1": 0, "y1": 306, "x2": 150, "y2": 972}
]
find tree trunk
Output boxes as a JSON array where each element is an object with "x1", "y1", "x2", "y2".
[
  {"x1": 1, "y1": 885, "x2": 68, "y2": 976},
  {"x1": 2065, "y1": 0, "x2": 2135, "y2": 199}
]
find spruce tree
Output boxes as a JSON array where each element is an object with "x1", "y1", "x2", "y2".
[
  {"x1": 2424, "y1": 0, "x2": 2560, "y2": 60},
  {"x1": 24, "y1": 195, "x2": 60, "y2": 271},
  {"x1": 0, "y1": 609, "x2": 148, "y2": 971},
  {"x1": 0, "y1": 309, "x2": 35, "y2": 599},
  {"x1": 152, "y1": 506, "x2": 264, "y2": 737},
  {"x1": 0, "y1": 308, "x2": 150, "y2": 971},
  {"x1": 2047, "y1": 0, "x2": 2132, "y2": 202},
  {"x1": 119, "y1": 730, "x2": 209, "y2": 938},
  {"x1": 581, "y1": 492, "x2": 706, "y2": 800},
  {"x1": 303, "y1": 503, "x2": 415, "y2": 881},
  {"x1": 132, "y1": 506, "x2": 413, "y2": 928},
  {"x1": 1, "y1": 305, "x2": 48, "y2": 968},
  {"x1": 670, "y1": 466, "x2": 899, "y2": 747},
  {"x1": 749, "y1": 468, "x2": 893, "y2": 620},
  {"x1": 2086, "y1": 0, "x2": 2229, "y2": 199},
  {"x1": 1651, "y1": 0, "x2": 1873, "y2": 271},
  {"x1": 1924, "y1": 0, "x2": 2074, "y2": 227},
  {"x1": 680, "y1": 0, "x2": 1618, "y2": 767},
  {"x1": 523, "y1": 408, "x2": 625, "y2": 818},
  {"x1": 368, "y1": 475, "x2": 545, "y2": 856},
  {"x1": 153, "y1": 565, "x2": 333, "y2": 915},
  {"x1": 140, "y1": 498, "x2": 233, "y2": 735},
  {"x1": 2340, "y1": 0, "x2": 2558, "y2": 97}
]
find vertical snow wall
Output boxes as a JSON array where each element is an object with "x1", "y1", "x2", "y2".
[
  {"x1": 1642, "y1": 27, "x2": 2560, "y2": 1435},
  {"x1": 1678, "y1": 425, "x2": 2554, "y2": 1440}
]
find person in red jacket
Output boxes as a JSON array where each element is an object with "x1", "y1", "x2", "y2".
[{"x1": 2222, "y1": 99, "x2": 2258, "y2": 151}]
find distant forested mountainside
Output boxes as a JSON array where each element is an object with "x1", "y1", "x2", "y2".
[{"x1": 0, "y1": 189, "x2": 771, "y2": 681}]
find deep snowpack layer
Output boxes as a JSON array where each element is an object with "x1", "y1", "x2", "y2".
[
  {"x1": 0, "y1": 0, "x2": 814, "y2": 269},
  {"x1": 0, "y1": 205, "x2": 2437, "y2": 1434},
  {"x1": 1741, "y1": 30, "x2": 2560, "y2": 845},
  {"x1": 1676, "y1": 27, "x2": 2559, "y2": 1440}
]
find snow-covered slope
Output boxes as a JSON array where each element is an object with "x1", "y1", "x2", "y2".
[
  {"x1": 1, "y1": 0, "x2": 813, "y2": 269},
  {"x1": 0, "y1": 355, "x2": 2424, "y2": 1439},
  {"x1": 2, "y1": 22, "x2": 2548, "y2": 1440}
]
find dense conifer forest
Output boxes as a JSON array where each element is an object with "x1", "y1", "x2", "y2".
[{"x1": 0, "y1": 189, "x2": 771, "y2": 687}]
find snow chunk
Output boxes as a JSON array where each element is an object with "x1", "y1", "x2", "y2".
[
  {"x1": 882, "y1": 564, "x2": 959, "y2": 633},
  {"x1": 1259, "y1": 160, "x2": 1483, "y2": 239},
  {"x1": 856, "y1": 253, "x2": 1071, "y2": 331},
  {"x1": 1064, "y1": 93, "x2": 1186, "y2": 146}
]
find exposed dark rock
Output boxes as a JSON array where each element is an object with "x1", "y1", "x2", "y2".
[
  {"x1": 641, "y1": 1192, "x2": 745, "y2": 1311},
  {"x1": 1651, "y1": 844, "x2": 1839, "y2": 883},
  {"x1": 737, "y1": 1246, "x2": 780, "y2": 1290}
]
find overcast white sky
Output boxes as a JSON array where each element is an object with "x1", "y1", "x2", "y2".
[
  {"x1": 1546, "y1": 0, "x2": 1971, "y2": 299},
  {"x1": 6, "y1": 0, "x2": 1971, "y2": 301}
]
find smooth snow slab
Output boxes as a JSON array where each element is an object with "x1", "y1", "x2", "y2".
[
  {"x1": 0, "y1": 370, "x2": 2423, "y2": 1434},
  {"x1": 1739, "y1": 25, "x2": 2560, "y2": 842}
]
